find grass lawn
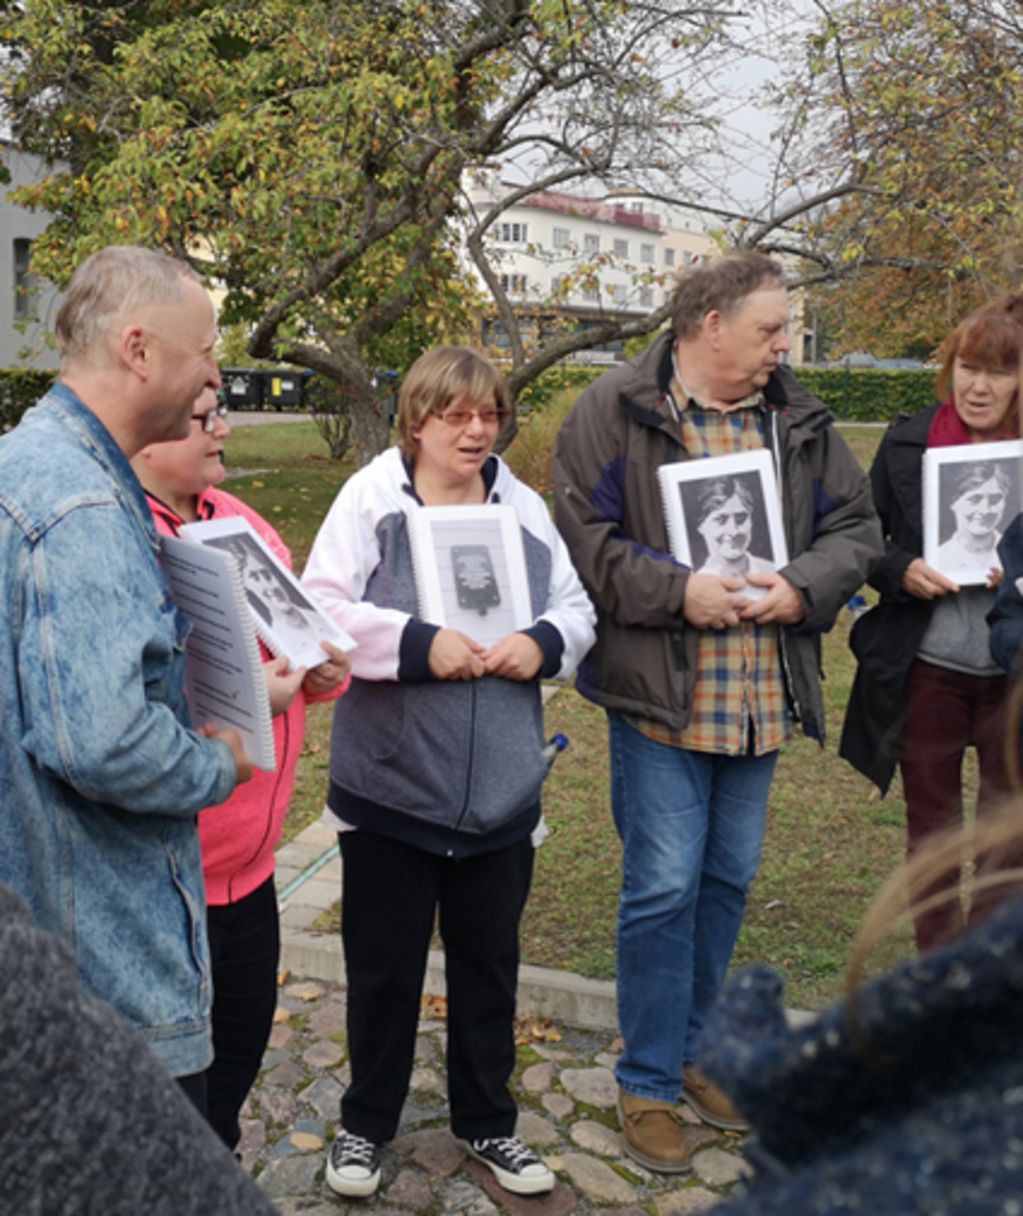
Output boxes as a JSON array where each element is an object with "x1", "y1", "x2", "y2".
[{"x1": 226, "y1": 415, "x2": 918, "y2": 1011}]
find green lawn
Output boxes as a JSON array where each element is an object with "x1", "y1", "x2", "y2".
[{"x1": 228, "y1": 416, "x2": 916, "y2": 1011}]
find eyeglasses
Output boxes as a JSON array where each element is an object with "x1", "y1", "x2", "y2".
[
  {"x1": 191, "y1": 403, "x2": 229, "y2": 433},
  {"x1": 432, "y1": 404, "x2": 510, "y2": 428}
]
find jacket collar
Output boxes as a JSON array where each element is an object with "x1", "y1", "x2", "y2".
[
  {"x1": 143, "y1": 487, "x2": 218, "y2": 535},
  {"x1": 616, "y1": 332, "x2": 832, "y2": 438},
  {"x1": 44, "y1": 382, "x2": 159, "y2": 548}
]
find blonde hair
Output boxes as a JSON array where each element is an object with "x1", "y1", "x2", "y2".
[
  {"x1": 55, "y1": 246, "x2": 200, "y2": 365},
  {"x1": 396, "y1": 346, "x2": 510, "y2": 461}
]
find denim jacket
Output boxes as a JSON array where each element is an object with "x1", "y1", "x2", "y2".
[{"x1": 0, "y1": 384, "x2": 237, "y2": 1076}]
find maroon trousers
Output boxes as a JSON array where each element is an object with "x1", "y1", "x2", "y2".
[{"x1": 900, "y1": 660, "x2": 1014, "y2": 952}]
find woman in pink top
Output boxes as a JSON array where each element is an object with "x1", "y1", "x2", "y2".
[{"x1": 133, "y1": 386, "x2": 350, "y2": 1149}]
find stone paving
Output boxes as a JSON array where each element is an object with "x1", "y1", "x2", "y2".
[
  {"x1": 258, "y1": 824, "x2": 755, "y2": 1213},
  {"x1": 243, "y1": 972, "x2": 751, "y2": 1214}
]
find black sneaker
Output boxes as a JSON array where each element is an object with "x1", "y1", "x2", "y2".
[
  {"x1": 325, "y1": 1129, "x2": 382, "y2": 1198},
  {"x1": 466, "y1": 1136, "x2": 555, "y2": 1195}
]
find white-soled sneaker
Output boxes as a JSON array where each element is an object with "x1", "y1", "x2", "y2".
[
  {"x1": 466, "y1": 1136, "x2": 555, "y2": 1195},
  {"x1": 325, "y1": 1129, "x2": 382, "y2": 1198}
]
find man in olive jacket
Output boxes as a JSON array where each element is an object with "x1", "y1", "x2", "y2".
[{"x1": 553, "y1": 250, "x2": 881, "y2": 1174}]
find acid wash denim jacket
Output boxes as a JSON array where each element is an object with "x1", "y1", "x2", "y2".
[{"x1": 0, "y1": 384, "x2": 237, "y2": 1077}]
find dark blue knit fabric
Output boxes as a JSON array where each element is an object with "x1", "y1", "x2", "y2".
[{"x1": 703, "y1": 898, "x2": 1023, "y2": 1213}]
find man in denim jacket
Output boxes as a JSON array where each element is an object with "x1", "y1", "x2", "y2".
[{"x1": 0, "y1": 247, "x2": 251, "y2": 1100}]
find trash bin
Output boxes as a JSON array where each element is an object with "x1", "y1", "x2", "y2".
[
  {"x1": 220, "y1": 368, "x2": 264, "y2": 411},
  {"x1": 265, "y1": 369, "x2": 307, "y2": 409}
]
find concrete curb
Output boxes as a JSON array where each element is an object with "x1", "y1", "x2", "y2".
[
  {"x1": 276, "y1": 821, "x2": 817, "y2": 1034},
  {"x1": 280, "y1": 927, "x2": 619, "y2": 1032}
]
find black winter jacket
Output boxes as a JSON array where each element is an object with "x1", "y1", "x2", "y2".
[{"x1": 839, "y1": 405, "x2": 939, "y2": 793}]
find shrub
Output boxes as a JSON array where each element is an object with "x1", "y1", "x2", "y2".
[
  {"x1": 796, "y1": 367, "x2": 935, "y2": 423},
  {"x1": 0, "y1": 368, "x2": 55, "y2": 432}
]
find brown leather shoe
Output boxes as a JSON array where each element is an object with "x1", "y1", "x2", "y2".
[
  {"x1": 682, "y1": 1066, "x2": 749, "y2": 1132},
  {"x1": 617, "y1": 1088, "x2": 691, "y2": 1173}
]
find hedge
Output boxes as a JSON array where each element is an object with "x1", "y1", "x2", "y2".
[
  {"x1": 522, "y1": 362, "x2": 936, "y2": 425},
  {"x1": 794, "y1": 367, "x2": 936, "y2": 423},
  {"x1": 0, "y1": 368, "x2": 56, "y2": 432},
  {"x1": 0, "y1": 363, "x2": 938, "y2": 435}
]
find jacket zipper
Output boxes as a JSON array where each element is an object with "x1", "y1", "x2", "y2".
[
  {"x1": 768, "y1": 409, "x2": 801, "y2": 722},
  {"x1": 447, "y1": 682, "x2": 478, "y2": 856}
]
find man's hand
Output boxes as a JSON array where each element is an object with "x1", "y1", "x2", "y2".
[
  {"x1": 264, "y1": 655, "x2": 307, "y2": 716},
  {"x1": 482, "y1": 633, "x2": 544, "y2": 681},
  {"x1": 683, "y1": 572, "x2": 748, "y2": 630},
  {"x1": 200, "y1": 724, "x2": 253, "y2": 784},
  {"x1": 902, "y1": 557, "x2": 959, "y2": 600},
  {"x1": 739, "y1": 572, "x2": 806, "y2": 625},
  {"x1": 302, "y1": 641, "x2": 351, "y2": 698},
  {"x1": 428, "y1": 628, "x2": 487, "y2": 680}
]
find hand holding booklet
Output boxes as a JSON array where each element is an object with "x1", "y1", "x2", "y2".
[{"x1": 656, "y1": 449, "x2": 787, "y2": 600}]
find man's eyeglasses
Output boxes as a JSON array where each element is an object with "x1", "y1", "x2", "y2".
[
  {"x1": 192, "y1": 403, "x2": 229, "y2": 433},
  {"x1": 432, "y1": 404, "x2": 510, "y2": 428}
]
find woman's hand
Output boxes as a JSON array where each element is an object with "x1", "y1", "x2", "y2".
[
  {"x1": 482, "y1": 633, "x2": 544, "y2": 681},
  {"x1": 428, "y1": 628, "x2": 487, "y2": 680},
  {"x1": 902, "y1": 557, "x2": 959, "y2": 599},
  {"x1": 264, "y1": 655, "x2": 307, "y2": 716},
  {"x1": 302, "y1": 641, "x2": 351, "y2": 698},
  {"x1": 986, "y1": 566, "x2": 1004, "y2": 590}
]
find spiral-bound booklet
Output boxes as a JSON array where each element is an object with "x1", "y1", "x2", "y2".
[
  {"x1": 407, "y1": 504, "x2": 533, "y2": 646},
  {"x1": 159, "y1": 535, "x2": 276, "y2": 771},
  {"x1": 656, "y1": 449, "x2": 787, "y2": 598},
  {"x1": 180, "y1": 516, "x2": 355, "y2": 670}
]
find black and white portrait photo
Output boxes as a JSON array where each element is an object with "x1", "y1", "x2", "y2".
[
  {"x1": 657, "y1": 449, "x2": 788, "y2": 597},
  {"x1": 182, "y1": 517, "x2": 355, "y2": 668},
  {"x1": 924, "y1": 441, "x2": 1023, "y2": 585},
  {"x1": 682, "y1": 473, "x2": 775, "y2": 580}
]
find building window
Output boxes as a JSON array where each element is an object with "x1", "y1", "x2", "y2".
[
  {"x1": 640, "y1": 243, "x2": 655, "y2": 264},
  {"x1": 613, "y1": 238, "x2": 629, "y2": 259},
  {"x1": 583, "y1": 282, "x2": 600, "y2": 302},
  {"x1": 552, "y1": 226, "x2": 571, "y2": 248},
  {"x1": 13, "y1": 238, "x2": 36, "y2": 321},
  {"x1": 611, "y1": 284, "x2": 628, "y2": 305},
  {"x1": 497, "y1": 221, "x2": 528, "y2": 243},
  {"x1": 499, "y1": 273, "x2": 528, "y2": 295},
  {"x1": 664, "y1": 248, "x2": 676, "y2": 267},
  {"x1": 584, "y1": 233, "x2": 600, "y2": 254},
  {"x1": 640, "y1": 287, "x2": 654, "y2": 307}
]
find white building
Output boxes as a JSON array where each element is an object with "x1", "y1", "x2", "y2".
[
  {"x1": 463, "y1": 170, "x2": 805, "y2": 364},
  {"x1": 0, "y1": 142, "x2": 61, "y2": 370}
]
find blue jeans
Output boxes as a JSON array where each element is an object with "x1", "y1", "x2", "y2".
[{"x1": 608, "y1": 711, "x2": 778, "y2": 1102}]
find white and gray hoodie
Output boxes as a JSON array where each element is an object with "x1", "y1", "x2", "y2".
[{"x1": 302, "y1": 447, "x2": 596, "y2": 857}]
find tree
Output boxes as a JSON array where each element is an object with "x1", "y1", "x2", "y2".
[
  {"x1": 746, "y1": 0, "x2": 1023, "y2": 355},
  {"x1": 2, "y1": 0, "x2": 743, "y2": 462}
]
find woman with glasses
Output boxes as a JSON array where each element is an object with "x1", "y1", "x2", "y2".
[
  {"x1": 302, "y1": 347, "x2": 595, "y2": 1200},
  {"x1": 132, "y1": 385, "x2": 351, "y2": 1150}
]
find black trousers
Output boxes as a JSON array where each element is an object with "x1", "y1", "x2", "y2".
[
  {"x1": 204, "y1": 876, "x2": 281, "y2": 1149},
  {"x1": 338, "y1": 831, "x2": 534, "y2": 1144}
]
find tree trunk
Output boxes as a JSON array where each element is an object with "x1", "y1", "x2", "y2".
[{"x1": 348, "y1": 386, "x2": 392, "y2": 467}]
